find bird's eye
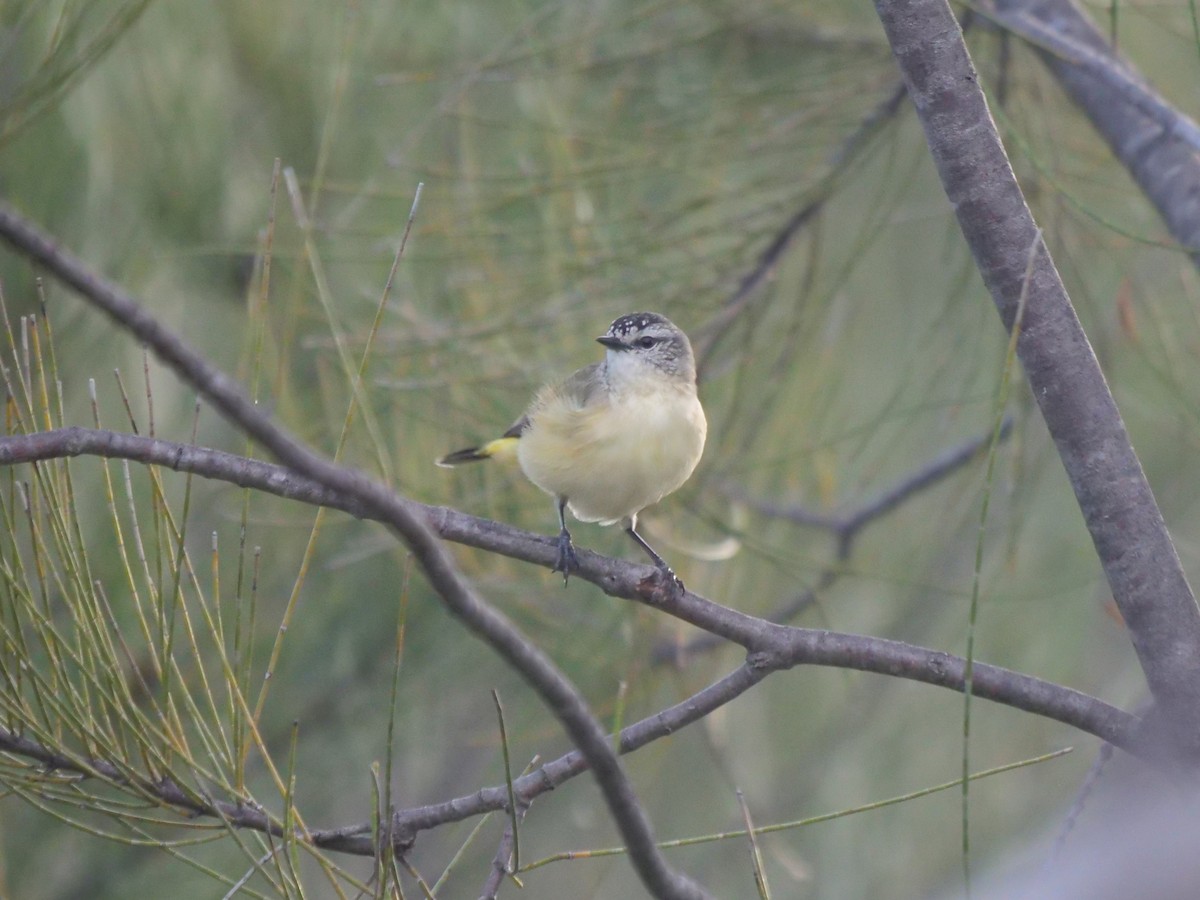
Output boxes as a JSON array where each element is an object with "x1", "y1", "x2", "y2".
[{"x1": 636, "y1": 336, "x2": 657, "y2": 349}]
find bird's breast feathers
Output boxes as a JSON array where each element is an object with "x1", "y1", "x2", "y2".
[{"x1": 517, "y1": 382, "x2": 706, "y2": 524}]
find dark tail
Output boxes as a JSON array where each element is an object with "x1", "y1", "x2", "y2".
[
  {"x1": 436, "y1": 446, "x2": 491, "y2": 467},
  {"x1": 436, "y1": 433, "x2": 520, "y2": 468}
]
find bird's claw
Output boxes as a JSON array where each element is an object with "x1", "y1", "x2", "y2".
[
  {"x1": 638, "y1": 564, "x2": 684, "y2": 602},
  {"x1": 553, "y1": 531, "x2": 579, "y2": 585}
]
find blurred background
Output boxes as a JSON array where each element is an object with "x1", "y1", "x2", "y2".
[{"x1": 0, "y1": 1, "x2": 1197, "y2": 897}]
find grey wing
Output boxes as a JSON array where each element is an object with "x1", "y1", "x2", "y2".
[
  {"x1": 501, "y1": 414, "x2": 530, "y2": 439},
  {"x1": 504, "y1": 364, "x2": 604, "y2": 437},
  {"x1": 554, "y1": 362, "x2": 607, "y2": 409},
  {"x1": 519, "y1": 362, "x2": 607, "y2": 432}
]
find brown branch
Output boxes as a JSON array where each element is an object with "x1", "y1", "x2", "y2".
[
  {"x1": 0, "y1": 202, "x2": 707, "y2": 900},
  {"x1": 874, "y1": 0, "x2": 1200, "y2": 756}
]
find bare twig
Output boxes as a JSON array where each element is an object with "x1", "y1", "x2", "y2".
[
  {"x1": 223, "y1": 847, "x2": 284, "y2": 900},
  {"x1": 692, "y1": 80, "x2": 909, "y2": 375},
  {"x1": 693, "y1": 11, "x2": 991, "y2": 377},
  {"x1": 479, "y1": 820, "x2": 524, "y2": 900},
  {"x1": 874, "y1": 0, "x2": 1200, "y2": 758},
  {"x1": 725, "y1": 417, "x2": 1014, "y2": 559},
  {"x1": 0, "y1": 200, "x2": 707, "y2": 900},
  {"x1": 669, "y1": 418, "x2": 1014, "y2": 662},
  {"x1": 1047, "y1": 740, "x2": 1113, "y2": 865}
]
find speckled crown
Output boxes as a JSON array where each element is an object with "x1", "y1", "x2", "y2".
[{"x1": 606, "y1": 312, "x2": 671, "y2": 336}]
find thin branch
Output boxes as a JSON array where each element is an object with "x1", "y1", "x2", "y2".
[
  {"x1": 318, "y1": 631, "x2": 1142, "y2": 852},
  {"x1": 692, "y1": 80, "x2": 909, "y2": 376},
  {"x1": 874, "y1": 0, "x2": 1200, "y2": 757},
  {"x1": 724, "y1": 417, "x2": 1014, "y2": 558},
  {"x1": 0, "y1": 425, "x2": 1138, "y2": 750},
  {"x1": 671, "y1": 417, "x2": 1014, "y2": 662},
  {"x1": 692, "y1": 10, "x2": 989, "y2": 377},
  {"x1": 0, "y1": 643, "x2": 1141, "y2": 859},
  {"x1": 479, "y1": 819, "x2": 523, "y2": 900},
  {"x1": 0, "y1": 724, "x2": 284, "y2": 838},
  {"x1": 0, "y1": 200, "x2": 707, "y2": 900},
  {"x1": 1047, "y1": 740, "x2": 1113, "y2": 864}
]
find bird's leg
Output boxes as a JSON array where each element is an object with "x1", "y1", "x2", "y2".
[
  {"x1": 625, "y1": 515, "x2": 684, "y2": 597},
  {"x1": 553, "y1": 496, "x2": 579, "y2": 585}
]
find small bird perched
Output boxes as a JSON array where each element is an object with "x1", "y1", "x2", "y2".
[{"x1": 438, "y1": 312, "x2": 706, "y2": 588}]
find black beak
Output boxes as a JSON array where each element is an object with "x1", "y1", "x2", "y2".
[{"x1": 597, "y1": 335, "x2": 626, "y2": 350}]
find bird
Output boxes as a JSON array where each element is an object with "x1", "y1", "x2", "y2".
[{"x1": 437, "y1": 312, "x2": 707, "y2": 588}]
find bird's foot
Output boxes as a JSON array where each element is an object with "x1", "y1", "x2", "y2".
[
  {"x1": 625, "y1": 525, "x2": 683, "y2": 600},
  {"x1": 552, "y1": 529, "x2": 579, "y2": 585},
  {"x1": 638, "y1": 563, "x2": 685, "y2": 603}
]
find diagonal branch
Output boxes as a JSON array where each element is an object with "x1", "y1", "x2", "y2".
[
  {"x1": 693, "y1": 79, "x2": 909, "y2": 375},
  {"x1": 873, "y1": 0, "x2": 1200, "y2": 756},
  {"x1": 372, "y1": 640, "x2": 1139, "y2": 856},
  {"x1": 980, "y1": 0, "x2": 1200, "y2": 267},
  {"x1": 0, "y1": 724, "x2": 289, "y2": 841},
  {"x1": 0, "y1": 202, "x2": 707, "y2": 900}
]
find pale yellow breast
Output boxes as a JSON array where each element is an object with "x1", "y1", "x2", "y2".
[{"x1": 517, "y1": 379, "x2": 706, "y2": 525}]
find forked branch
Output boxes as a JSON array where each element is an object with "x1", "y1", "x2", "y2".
[{"x1": 874, "y1": 0, "x2": 1200, "y2": 756}]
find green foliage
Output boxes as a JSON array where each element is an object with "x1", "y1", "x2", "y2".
[{"x1": 1, "y1": 0, "x2": 1199, "y2": 898}]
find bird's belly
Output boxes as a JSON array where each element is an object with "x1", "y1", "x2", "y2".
[{"x1": 517, "y1": 390, "x2": 706, "y2": 525}]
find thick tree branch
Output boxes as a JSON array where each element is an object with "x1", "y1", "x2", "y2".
[
  {"x1": 874, "y1": 0, "x2": 1200, "y2": 757},
  {"x1": 982, "y1": 0, "x2": 1200, "y2": 266},
  {"x1": 0, "y1": 202, "x2": 707, "y2": 900}
]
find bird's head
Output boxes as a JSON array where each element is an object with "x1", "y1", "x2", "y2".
[{"x1": 597, "y1": 312, "x2": 696, "y2": 385}]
